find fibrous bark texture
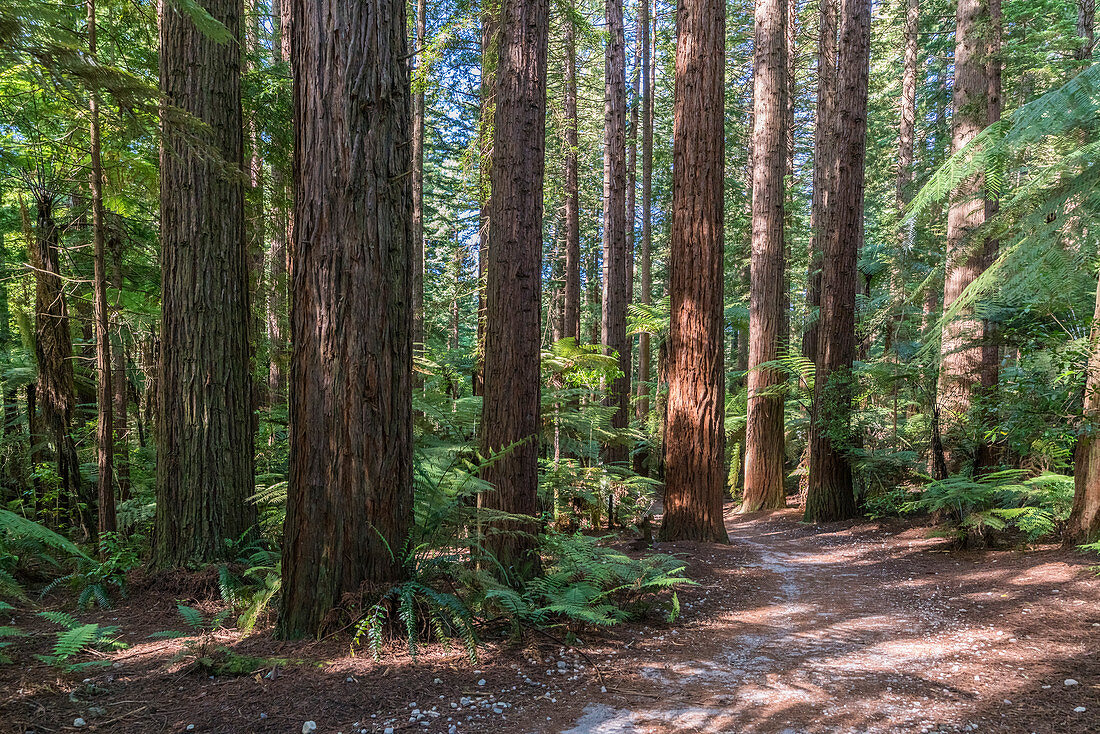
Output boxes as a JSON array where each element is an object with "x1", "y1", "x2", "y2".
[
  {"x1": 803, "y1": 0, "x2": 837, "y2": 367},
  {"x1": 563, "y1": 4, "x2": 580, "y2": 343},
  {"x1": 937, "y1": 0, "x2": 995, "y2": 473},
  {"x1": 478, "y1": 0, "x2": 549, "y2": 579},
  {"x1": 743, "y1": 0, "x2": 789, "y2": 513},
  {"x1": 635, "y1": 0, "x2": 653, "y2": 420},
  {"x1": 155, "y1": 0, "x2": 255, "y2": 566},
  {"x1": 278, "y1": 0, "x2": 413, "y2": 638},
  {"x1": 804, "y1": 0, "x2": 871, "y2": 523},
  {"x1": 660, "y1": 0, "x2": 728, "y2": 543},
  {"x1": 602, "y1": 0, "x2": 630, "y2": 465}
]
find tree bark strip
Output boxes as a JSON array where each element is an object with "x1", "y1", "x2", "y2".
[
  {"x1": 278, "y1": 0, "x2": 413, "y2": 637},
  {"x1": 660, "y1": 0, "x2": 728, "y2": 543}
]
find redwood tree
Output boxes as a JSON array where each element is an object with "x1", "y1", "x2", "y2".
[
  {"x1": 1067, "y1": 273, "x2": 1100, "y2": 543},
  {"x1": 602, "y1": 0, "x2": 630, "y2": 465},
  {"x1": 937, "y1": 0, "x2": 999, "y2": 473},
  {"x1": 278, "y1": 0, "x2": 414, "y2": 638},
  {"x1": 479, "y1": 0, "x2": 549, "y2": 579},
  {"x1": 155, "y1": 0, "x2": 255, "y2": 565},
  {"x1": 804, "y1": 0, "x2": 871, "y2": 523},
  {"x1": 660, "y1": 0, "x2": 728, "y2": 543},
  {"x1": 743, "y1": 0, "x2": 789, "y2": 512},
  {"x1": 563, "y1": 3, "x2": 580, "y2": 342},
  {"x1": 635, "y1": 0, "x2": 654, "y2": 420}
]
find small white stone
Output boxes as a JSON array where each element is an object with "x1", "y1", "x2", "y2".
[
  {"x1": 303, "y1": 722, "x2": 318, "y2": 734},
  {"x1": 384, "y1": 729, "x2": 395, "y2": 734},
  {"x1": 477, "y1": 679, "x2": 486, "y2": 686},
  {"x1": 186, "y1": 727, "x2": 195, "y2": 733},
  {"x1": 74, "y1": 720, "x2": 87, "y2": 729},
  {"x1": 434, "y1": 678, "x2": 443, "y2": 684},
  {"x1": 1066, "y1": 679, "x2": 1080, "y2": 686},
  {"x1": 1074, "y1": 707, "x2": 1087, "y2": 713}
]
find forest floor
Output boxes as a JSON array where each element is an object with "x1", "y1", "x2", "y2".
[{"x1": 4, "y1": 504, "x2": 1100, "y2": 734}]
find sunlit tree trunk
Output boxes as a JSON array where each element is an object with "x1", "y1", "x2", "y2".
[
  {"x1": 1077, "y1": 0, "x2": 1096, "y2": 61},
  {"x1": 474, "y1": 0, "x2": 499, "y2": 396},
  {"x1": 635, "y1": 0, "x2": 653, "y2": 421},
  {"x1": 278, "y1": 0, "x2": 413, "y2": 638},
  {"x1": 155, "y1": 0, "x2": 255, "y2": 566},
  {"x1": 412, "y1": 0, "x2": 427, "y2": 374},
  {"x1": 804, "y1": 0, "x2": 871, "y2": 523},
  {"x1": 1068, "y1": 271, "x2": 1100, "y2": 543},
  {"x1": 563, "y1": 4, "x2": 580, "y2": 343},
  {"x1": 937, "y1": 0, "x2": 994, "y2": 473},
  {"x1": 660, "y1": 0, "x2": 728, "y2": 543},
  {"x1": 479, "y1": 0, "x2": 549, "y2": 579},
  {"x1": 743, "y1": 0, "x2": 789, "y2": 513},
  {"x1": 803, "y1": 0, "x2": 837, "y2": 367},
  {"x1": 602, "y1": 0, "x2": 630, "y2": 466}
]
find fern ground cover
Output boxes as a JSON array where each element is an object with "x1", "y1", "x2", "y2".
[{"x1": 2, "y1": 507, "x2": 1099, "y2": 733}]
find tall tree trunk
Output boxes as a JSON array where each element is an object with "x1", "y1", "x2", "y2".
[
  {"x1": 890, "y1": 0, "x2": 918, "y2": 448},
  {"x1": 1067, "y1": 273, "x2": 1100, "y2": 543},
  {"x1": 246, "y1": 0, "x2": 266, "y2": 413},
  {"x1": 602, "y1": 0, "x2": 630, "y2": 465},
  {"x1": 479, "y1": 0, "x2": 549, "y2": 580},
  {"x1": 635, "y1": 0, "x2": 653, "y2": 421},
  {"x1": 268, "y1": 0, "x2": 290, "y2": 414},
  {"x1": 88, "y1": 0, "x2": 115, "y2": 537},
  {"x1": 804, "y1": 0, "x2": 871, "y2": 523},
  {"x1": 412, "y1": 0, "x2": 427, "y2": 373},
  {"x1": 109, "y1": 230, "x2": 130, "y2": 502},
  {"x1": 975, "y1": 0, "x2": 1002, "y2": 471},
  {"x1": 31, "y1": 191, "x2": 91, "y2": 533},
  {"x1": 1077, "y1": 0, "x2": 1096, "y2": 61},
  {"x1": 474, "y1": 0, "x2": 499, "y2": 397},
  {"x1": 937, "y1": 0, "x2": 993, "y2": 474},
  {"x1": 743, "y1": 0, "x2": 789, "y2": 513},
  {"x1": 660, "y1": 0, "x2": 728, "y2": 543},
  {"x1": 563, "y1": 4, "x2": 580, "y2": 343},
  {"x1": 155, "y1": 0, "x2": 255, "y2": 566},
  {"x1": 278, "y1": 0, "x2": 414, "y2": 638},
  {"x1": 803, "y1": 0, "x2": 837, "y2": 367}
]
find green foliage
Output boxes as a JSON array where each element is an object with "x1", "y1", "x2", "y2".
[
  {"x1": 916, "y1": 470, "x2": 1074, "y2": 543},
  {"x1": 0, "y1": 507, "x2": 91, "y2": 601},
  {"x1": 480, "y1": 532, "x2": 692, "y2": 631},
  {"x1": 352, "y1": 581, "x2": 478, "y2": 664},
  {"x1": 40, "y1": 532, "x2": 142, "y2": 609},
  {"x1": 34, "y1": 610, "x2": 124, "y2": 671}
]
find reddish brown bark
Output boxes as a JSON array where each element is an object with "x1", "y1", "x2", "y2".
[
  {"x1": 660, "y1": 0, "x2": 728, "y2": 543},
  {"x1": 278, "y1": 0, "x2": 413, "y2": 638},
  {"x1": 155, "y1": 0, "x2": 255, "y2": 565},
  {"x1": 602, "y1": 0, "x2": 630, "y2": 465},
  {"x1": 635, "y1": 0, "x2": 654, "y2": 421},
  {"x1": 412, "y1": 0, "x2": 427, "y2": 367},
  {"x1": 563, "y1": 4, "x2": 580, "y2": 343},
  {"x1": 803, "y1": 0, "x2": 837, "y2": 367},
  {"x1": 743, "y1": 0, "x2": 789, "y2": 513},
  {"x1": 88, "y1": 0, "x2": 114, "y2": 537},
  {"x1": 937, "y1": 0, "x2": 995, "y2": 473},
  {"x1": 804, "y1": 0, "x2": 871, "y2": 523},
  {"x1": 478, "y1": 0, "x2": 549, "y2": 579}
]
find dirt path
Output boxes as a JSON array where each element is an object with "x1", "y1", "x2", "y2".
[
  {"x1": 558, "y1": 509, "x2": 1100, "y2": 734},
  {"x1": 4, "y1": 508, "x2": 1100, "y2": 733}
]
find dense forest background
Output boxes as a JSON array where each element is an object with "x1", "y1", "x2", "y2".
[{"x1": 1, "y1": 0, "x2": 1100, "y2": 647}]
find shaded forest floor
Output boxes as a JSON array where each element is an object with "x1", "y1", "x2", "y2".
[{"x1": 4, "y1": 505, "x2": 1100, "y2": 733}]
